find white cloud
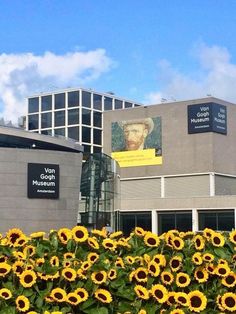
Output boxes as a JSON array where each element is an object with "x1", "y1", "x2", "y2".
[
  {"x1": 0, "y1": 49, "x2": 113, "y2": 122},
  {"x1": 144, "y1": 43, "x2": 236, "y2": 105}
]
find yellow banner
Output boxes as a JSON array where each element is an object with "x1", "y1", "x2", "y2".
[{"x1": 111, "y1": 149, "x2": 162, "y2": 167}]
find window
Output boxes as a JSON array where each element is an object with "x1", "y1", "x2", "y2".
[
  {"x1": 82, "y1": 126, "x2": 91, "y2": 143},
  {"x1": 41, "y1": 95, "x2": 52, "y2": 111},
  {"x1": 82, "y1": 91, "x2": 91, "y2": 108},
  {"x1": 28, "y1": 98, "x2": 39, "y2": 113},
  {"x1": 83, "y1": 144, "x2": 91, "y2": 153},
  {"x1": 68, "y1": 109, "x2": 79, "y2": 125},
  {"x1": 93, "y1": 111, "x2": 102, "y2": 128},
  {"x1": 199, "y1": 210, "x2": 234, "y2": 231},
  {"x1": 68, "y1": 91, "x2": 79, "y2": 107},
  {"x1": 158, "y1": 211, "x2": 192, "y2": 235},
  {"x1": 54, "y1": 110, "x2": 65, "y2": 127},
  {"x1": 120, "y1": 212, "x2": 151, "y2": 237},
  {"x1": 68, "y1": 127, "x2": 79, "y2": 140},
  {"x1": 41, "y1": 129, "x2": 52, "y2": 135},
  {"x1": 93, "y1": 94, "x2": 102, "y2": 110},
  {"x1": 104, "y1": 97, "x2": 112, "y2": 110},
  {"x1": 41, "y1": 112, "x2": 52, "y2": 129},
  {"x1": 93, "y1": 129, "x2": 102, "y2": 145},
  {"x1": 82, "y1": 109, "x2": 91, "y2": 125},
  {"x1": 115, "y1": 99, "x2": 123, "y2": 109},
  {"x1": 93, "y1": 146, "x2": 101, "y2": 153},
  {"x1": 125, "y1": 102, "x2": 132, "y2": 108},
  {"x1": 54, "y1": 128, "x2": 65, "y2": 136},
  {"x1": 28, "y1": 114, "x2": 39, "y2": 130},
  {"x1": 55, "y1": 93, "x2": 65, "y2": 109}
]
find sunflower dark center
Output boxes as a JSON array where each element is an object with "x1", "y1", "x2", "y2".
[
  {"x1": 150, "y1": 265, "x2": 156, "y2": 272},
  {"x1": 164, "y1": 274, "x2": 171, "y2": 281},
  {"x1": 196, "y1": 239, "x2": 201, "y2": 247},
  {"x1": 197, "y1": 271, "x2": 204, "y2": 279},
  {"x1": 110, "y1": 271, "x2": 115, "y2": 276},
  {"x1": 95, "y1": 273, "x2": 104, "y2": 281},
  {"x1": 2, "y1": 292, "x2": 9, "y2": 298},
  {"x1": 55, "y1": 293, "x2": 63, "y2": 300},
  {"x1": 172, "y1": 260, "x2": 180, "y2": 268},
  {"x1": 90, "y1": 255, "x2": 96, "y2": 261},
  {"x1": 179, "y1": 296, "x2": 187, "y2": 303},
  {"x1": 0, "y1": 257, "x2": 5, "y2": 262},
  {"x1": 147, "y1": 238, "x2": 156, "y2": 245},
  {"x1": 205, "y1": 256, "x2": 211, "y2": 260},
  {"x1": 219, "y1": 268, "x2": 226, "y2": 275},
  {"x1": 154, "y1": 258, "x2": 160, "y2": 263},
  {"x1": 24, "y1": 274, "x2": 33, "y2": 283},
  {"x1": 137, "y1": 271, "x2": 146, "y2": 279},
  {"x1": 226, "y1": 276, "x2": 235, "y2": 284},
  {"x1": 213, "y1": 237, "x2": 220, "y2": 245},
  {"x1": 155, "y1": 290, "x2": 163, "y2": 299},
  {"x1": 69, "y1": 296, "x2": 77, "y2": 302},
  {"x1": 10, "y1": 233, "x2": 20, "y2": 243},
  {"x1": 225, "y1": 296, "x2": 235, "y2": 307},
  {"x1": 179, "y1": 276, "x2": 187, "y2": 283},
  {"x1": 169, "y1": 296, "x2": 175, "y2": 303},
  {"x1": 75, "y1": 230, "x2": 84, "y2": 238},
  {"x1": 65, "y1": 272, "x2": 73, "y2": 278},
  {"x1": 98, "y1": 293, "x2": 107, "y2": 301},
  {"x1": 18, "y1": 300, "x2": 25, "y2": 308},
  {"x1": 191, "y1": 296, "x2": 201, "y2": 307},
  {"x1": 174, "y1": 240, "x2": 180, "y2": 247},
  {"x1": 105, "y1": 242, "x2": 113, "y2": 247},
  {"x1": 138, "y1": 289, "x2": 144, "y2": 296},
  {"x1": 77, "y1": 291, "x2": 85, "y2": 298},
  {"x1": 61, "y1": 233, "x2": 67, "y2": 241},
  {"x1": 0, "y1": 268, "x2": 7, "y2": 274}
]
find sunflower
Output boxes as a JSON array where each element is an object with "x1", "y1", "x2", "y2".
[
  {"x1": 152, "y1": 254, "x2": 166, "y2": 267},
  {"x1": 193, "y1": 234, "x2": 205, "y2": 250},
  {"x1": 87, "y1": 237, "x2": 100, "y2": 249},
  {"x1": 169, "y1": 256, "x2": 182, "y2": 272},
  {"x1": 72, "y1": 226, "x2": 89, "y2": 242},
  {"x1": 15, "y1": 235, "x2": 28, "y2": 247},
  {"x1": 148, "y1": 261, "x2": 160, "y2": 277},
  {"x1": 134, "y1": 285, "x2": 150, "y2": 300},
  {"x1": 221, "y1": 292, "x2": 236, "y2": 312},
  {"x1": 35, "y1": 257, "x2": 45, "y2": 267},
  {"x1": 77, "y1": 269, "x2": 87, "y2": 280},
  {"x1": 0, "y1": 262, "x2": 11, "y2": 277},
  {"x1": 134, "y1": 227, "x2": 146, "y2": 237},
  {"x1": 175, "y1": 292, "x2": 189, "y2": 306},
  {"x1": 205, "y1": 263, "x2": 216, "y2": 275},
  {"x1": 125, "y1": 256, "x2": 135, "y2": 264},
  {"x1": 0, "y1": 288, "x2": 12, "y2": 299},
  {"x1": 57, "y1": 228, "x2": 72, "y2": 244},
  {"x1": 170, "y1": 310, "x2": 185, "y2": 314},
  {"x1": 91, "y1": 270, "x2": 107, "y2": 284},
  {"x1": 134, "y1": 267, "x2": 148, "y2": 283},
  {"x1": 176, "y1": 272, "x2": 191, "y2": 287},
  {"x1": 138, "y1": 310, "x2": 147, "y2": 314},
  {"x1": 80, "y1": 260, "x2": 92, "y2": 271},
  {"x1": 211, "y1": 232, "x2": 225, "y2": 247},
  {"x1": 202, "y1": 252, "x2": 214, "y2": 262},
  {"x1": 30, "y1": 231, "x2": 45, "y2": 239},
  {"x1": 194, "y1": 267, "x2": 209, "y2": 283},
  {"x1": 20, "y1": 270, "x2": 37, "y2": 288},
  {"x1": 50, "y1": 256, "x2": 60, "y2": 267},
  {"x1": 94, "y1": 288, "x2": 112, "y2": 303},
  {"x1": 109, "y1": 231, "x2": 123, "y2": 239},
  {"x1": 215, "y1": 263, "x2": 230, "y2": 277},
  {"x1": 166, "y1": 291, "x2": 176, "y2": 306},
  {"x1": 188, "y1": 290, "x2": 207, "y2": 313},
  {"x1": 74, "y1": 287, "x2": 89, "y2": 302},
  {"x1": 91, "y1": 228, "x2": 107, "y2": 238},
  {"x1": 23, "y1": 245, "x2": 36, "y2": 257},
  {"x1": 16, "y1": 295, "x2": 30, "y2": 312},
  {"x1": 50, "y1": 288, "x2": 67, "y2": 302},
  {"x1": 61, "y1": 267, "x2": 77, "y2": 281},
  {"x1": 87, "y1": 252, "x2": 99, "y2": 264},
  {"x1": 172, "y1": 236, "x2": 185, "y2": 250},
  {"x1": 102, "y1": 238, "x2": 117, "y2": 251},
  {"x1": 151, "y1": 284, "x2": 168, "y2": 303},
  {"x1": 0, "y1": 255, "x2": 7, "y2": 263},
  {"x1": 115, "y1": 257, "x2": 125, "y2": 268},
  {"x1": 203, "y1": 227, "x2": 214, "y2": 240},
  {"x1": 144, "y1": 232, "x2": 160, "y2": 247},
  {"x1": 229, "y1": 230, "x2": 236, "y2": 245},
  {"x1": 222, "y1": 272, "x2": 236, "y2": 287},
  {"x1": 161, "y1": 271, "x2": 174, "y2": 286},
  {"x1": 12, "y1": 260, "x2": 24, "y2": 276},
  {"x1": 117, "y1": 237, "x2": 131, "y2": 249},
  {"x1": 6, "y1": 228, "x2": 23, "y2": 246},
  {"x1": 108, "y1": 268, "x2": 117, "y2": 280},
  {"x1": 217, "y1": 295, "x2": 225, "y2": 312},
  {"x1": 191, "y1": 252, "x2": 203, "y2": 265},
  {"x1": 67, "y1": 292, "x2": 81, "y2": 305}
]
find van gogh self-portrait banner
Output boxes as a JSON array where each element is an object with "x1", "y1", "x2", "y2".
[{"x1": 111, "y1": 117, "x2": 162, "y2": 167}]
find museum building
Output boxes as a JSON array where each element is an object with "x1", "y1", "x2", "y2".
[
  {"x1": 103, "y1": 96, "x2": 236, "y2": 235},
  {"x1": 0, "y1": 126, "x2": 83, "y2": 234}
]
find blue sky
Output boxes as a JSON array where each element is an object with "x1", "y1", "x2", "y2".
[{"x1": 1, "y1": 1, "x2": 236, "y2": 121}]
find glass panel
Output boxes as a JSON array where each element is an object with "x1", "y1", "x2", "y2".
[
  {"x1": 93, "y1": 111, "x2": 102, "y2": 128},
  {"x1": 158, "y1": 213, "x2": 175, "y2": 235},
  {"x1": 41, "y1": 112, "x2": 52, "y2": 129},
  {"x1": 28, "y1": 114, "x2": 39, "y2": 130},
  {"x1": 115, "y1": 99, "x2": 122, "y2": 109},
  {"x1": 134, "y1": 104, "x2": 140, "y2": 107},
  {"x1": 104, "y1": 96, "x2": 112, "y2": 110},
  {"x1": 54, "y1": 110, "x2": 65, "y2": 127},
  {"x1": 54, "y1": 128, "x2": 65, "y2": 136},
  {"x1": 82, "y1": 126, "x2": 91, "y2": 142},
  {"x1": 93, "y1": 129, "x2": 102, "y2": 145},
  {"x1": 68, "y1": 91, "x2": 79, "y2": 107},
  {"x1": 55, "y1": 93, "x2": 65, "y2": 109},
  {"x1": 218, "y1": 212, "x2": 234, "y2": 231},
  {"x1": 68, "y1": 126, "x2": 79, "y2": 140},
  {"x1": 82, "y1": 108, "x2": 91, "y2": 125},
  {"x1": 176, "y1": 213, "x2": 192, "y2": 232},
  {"x1": 93, "y1": 94, "x2": 102, "y2": 110},
  {"x1": 83, "y1": 145, "x2": 91, "y2": 153},
  {"x1": 41, "y1": 95, "x2": 52, "y2": 111},
  {"x1": 41, "y1": 129, "x2": 52, "y2": 135},
  {"x1": 136, "y1": 213, "x2": 151, "y2": 231},
  {"x1": 125, "y1": 102, "x2": 132, "y2": 108},
  {"x1": 93, "y1": 146, "x2": 101, "y2": 153},
  {"x1": 28, "y1": 97, "x2": 39, "y2": 113},
  {"x1": 68, "y1": 108, "x2": 79, "y2": 125},
  {"x1": 121, "y1": 214, "x2": 135, "y2": 237},
  {"x1": 82, "y1": 91, "x2": 91, "y2": 108},
  {"x1": 199, "y1": 212, "x2": 217, "y2": 230}
]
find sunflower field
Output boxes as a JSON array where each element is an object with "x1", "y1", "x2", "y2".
[{"x1": 0, "y1": 227, "x2": 236, "y2": 314}]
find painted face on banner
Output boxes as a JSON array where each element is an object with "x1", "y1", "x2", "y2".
[{"x1": 123, "y1": 123, "x2": 148, "y2": 151}]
